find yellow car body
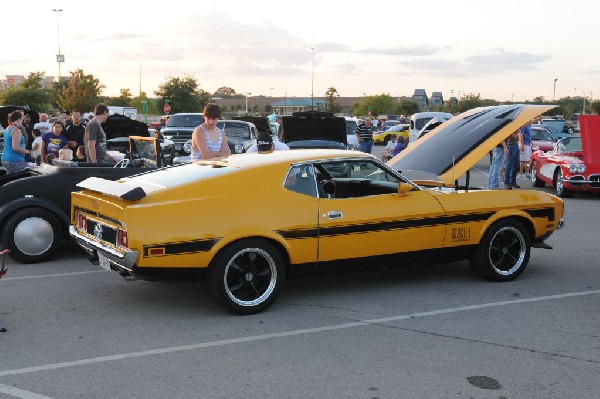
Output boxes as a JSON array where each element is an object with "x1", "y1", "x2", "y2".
[
  {"x1": 70, "y1": 105, "x2": 564, "y2": 314},
  {"x1": 373, "y1": 124, "x2": 410, "y2": 144}
]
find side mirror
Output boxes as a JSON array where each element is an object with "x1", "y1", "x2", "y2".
[{"x1": 397, "y1": 182, "x2": 413, "y2": 196}]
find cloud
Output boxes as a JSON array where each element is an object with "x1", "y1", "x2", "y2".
[
  {"x1": 360, "y1": 46, "x2": 442, "y2": 56},
  {"x1": 466, "y1": 50, "x2": 551, "y2": 66}
]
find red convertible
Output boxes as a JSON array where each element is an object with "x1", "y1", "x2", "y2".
[{"x1": 530, "y1": 115, "x2": 600, "y2": 198}]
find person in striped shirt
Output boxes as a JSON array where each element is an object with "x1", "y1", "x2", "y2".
[{"x1": 355, "y1": 118, "x2": 374, "y2": 153}]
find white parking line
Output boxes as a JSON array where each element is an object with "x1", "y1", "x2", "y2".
[
  {"x1": 0, "y1": 384, "x2": 52, "y2": 399},
  {"x1": 0, "y1": 289, "x2": 598, "y2": 379},
  {"x1": 0, "y1": 270, "x2": 105, "y2": 282}
]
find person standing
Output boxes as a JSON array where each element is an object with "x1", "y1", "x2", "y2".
[
  {"x1": 518, "y1": 120, "x2": 533, "y2": 179},
  {"x1": 488, "y1": 140, "x2": 508, "y2": 190},
  {"x1": 40, "y1": 121, "x2": 69, "y2": 163},
  {"x1": 30, "y1": 129, "x2": 43, "y2": 165},
  {"x1": 84, "y1": 103, "x2": 113, "y2": 163},
  {"x1": 65, "y1": 110, "x2": 86, "y2": 159},
  {"x1": 33, "y1": 113, "x2": 52, "y2": 135},
  {"x1": 504, "y1": 130, "x2": 520, "y2": 190},
  {"x1": 190, "y1": 103, "x2": 231, "y2": 160},
  {"x1": 1, "y1": 111, "x2": 31, "y2": 174},
  {"x1": 356, "y1": 118, "x2": 374, "y2": 153},
  {"x1": 22, "y1": 113, "x2": 34, "y2": 150}
]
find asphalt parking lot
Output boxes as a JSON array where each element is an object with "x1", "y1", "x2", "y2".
[{"x1": 1, "y1": 148, "x2": 599, "y2": 399}]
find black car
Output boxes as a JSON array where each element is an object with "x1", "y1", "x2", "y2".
[
  {"x1": 0, "y1": 137, "x2": 168, "y2": 264},
  {"x1": 161, "y1": 113, "x2": 205, "y2": 154},
  {"x1": 282, "y1": 111, "x2": 347, "y2": 149}
]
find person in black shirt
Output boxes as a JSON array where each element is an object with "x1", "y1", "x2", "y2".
[{"x1": 65, "y1": 110, "x2": 86, "y2": 159}]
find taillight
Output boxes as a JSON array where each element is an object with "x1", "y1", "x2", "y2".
[
  {"x1": 78, "y1": 213, "x2": 87, "y2": 230},
  {"x1": 117, "y1": 229, "x2": 128, "y2": 248}
]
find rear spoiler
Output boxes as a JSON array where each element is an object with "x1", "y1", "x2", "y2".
[{"x1": 77, "y1": 177, "x2": 165, "y2": 201}]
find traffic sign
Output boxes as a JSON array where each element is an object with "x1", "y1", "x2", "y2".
[{"x1": 163, "y1": 103, "x2": 171, "y2": 114}]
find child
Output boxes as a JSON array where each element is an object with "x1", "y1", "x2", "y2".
[{"x1": 31, "y1": 128, "x2": 43, "y2": 165}]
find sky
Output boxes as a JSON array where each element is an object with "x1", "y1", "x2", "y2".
[{"x1": 4, "y1": 0, "x2": 599, "y2": 103}]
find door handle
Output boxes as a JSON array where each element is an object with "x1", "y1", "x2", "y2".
[{"x1": 324, "y1": 211, "x2": 343, "y2": 219}]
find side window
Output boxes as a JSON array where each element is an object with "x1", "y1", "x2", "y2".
[{"x1": 284, "y1": 164, "x2": 317, "y2": 197}]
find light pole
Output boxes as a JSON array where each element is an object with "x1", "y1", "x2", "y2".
[
  {"x1": 553, "y1": 78, "x2": 558, "y2": 100},
  {"x1": 137, "y1": 53, "x2": 142, "y2": 97},
  {"x1": 244, "y1": 92, "x2": 252, "y2": 114},
  {"x1": 52, "y1": 8, "x2": 63, "y2": 81},
  {"x1": 310, "y1": 47, "x2": 315, "y2": 110},
  {"x1": 582, "y1": 90, "x2": 586, "y2": 114}
]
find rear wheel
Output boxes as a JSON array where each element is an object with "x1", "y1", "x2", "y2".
[
  {"x1": 469, "y1": 219, "x2": 530, "y2": 281},
  {"x1": 555, "y1": 169, "x2": 573, "y2": 198},
  {"x1": 206, "y1": 239, "x2": 285, "y2": 315},
  {"x1": 2, "y1": 208, "x2": 62, "y2": 263},
  {"x1": 530, "y1": 161, "x2": 545, "y2": 187}
]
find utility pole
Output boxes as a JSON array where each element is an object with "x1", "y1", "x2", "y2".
[{"x1": 52, "y1": 9, "x2": 64, "y2": 81}]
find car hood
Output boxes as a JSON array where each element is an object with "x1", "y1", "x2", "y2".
[
  {"x1": 102, "y1": 114, "x2": 149, "y2": 140},
  {"x1": 233, "y1": 116, "x2": 270, "y2": 133},
  {"x1": 282, "y1": 112, "x2": 347, "y2": 145},
  {"x1": 388, "y1": 104, "x2": 555, "y2": 185},
  {"x1": 578, "y1": 115, "x2": 600, "y2": 167},
  {"x1": 0, "y1": 105, "x2": 40, "y2": 127}
]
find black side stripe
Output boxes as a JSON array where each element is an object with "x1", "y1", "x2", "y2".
[
  {"x1": 524, "y1": 207, "x2": 555, "y2": 222},
  {"x1": 143, "y1": 238, "x2": 218, "y2": 257}
]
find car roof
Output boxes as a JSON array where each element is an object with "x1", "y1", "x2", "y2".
[{"x1": 214, "y1": 149, "x2": 371, "y2": 169}]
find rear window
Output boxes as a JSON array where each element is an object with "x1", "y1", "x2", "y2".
[
  {"x1": 345, "y1": 120, "x2": 357, "y2": 135},
  {"x1": 166, "y1": 114, "x2": 205, "y2": 128}
]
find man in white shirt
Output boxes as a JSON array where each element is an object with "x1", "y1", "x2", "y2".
[
  {"x1": 33, "y1": 113, "x2": 52, "y2": 135},
  {"x1": 246, "y1": 132, "x2": 289, "y2": 153},
  {"x1": 381, "y1": 135, "x2": 398, "y2": 161}
]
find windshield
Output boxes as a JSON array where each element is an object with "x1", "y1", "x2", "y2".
[
  {"x1": 415, "y1": 117, "x2": 434, "y2": 130},
  {"x1": 345, "y1": 120, "x2": 357, "y2": 135},
  {"x1": 218, "y1": 122, "x2": 252, "y2": 139},
  {"x1": 556, "y1": 137, "x2": 582, "y2": 154},
  {"x1": 166, "y1": 114, "x2": 204, "y2": 128}
]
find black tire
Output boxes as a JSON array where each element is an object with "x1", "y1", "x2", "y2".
[
  {"x1": 530, "y1": 161, "x2": 545, "y2": 187},
  {"x1": 555, "y1": 169, "x2": 573, "y2": 198},
  {"x1": 1, "y1": 208, "x2": 62, "y2": 263},
  {"x1": 206, "y1": 239, "x2": 285, "y2": 315},
  {"x1": 469, "y1": 219, "x2": 531, "y2": 282}
]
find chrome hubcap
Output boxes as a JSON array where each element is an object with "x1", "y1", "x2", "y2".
[
  {"x1": 14, "y1": 217, "x2": 54, "y2": 256},
  {"x1": 224, "y1": 248, "x2": 277, "y2": 307},
  {"x1": 488, "y1": 226, "x2": 526, "y2": 276}
]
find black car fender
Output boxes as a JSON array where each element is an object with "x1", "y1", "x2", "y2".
[{"x1": 0, "y1": 197, "x2": 70, "y2": 239}]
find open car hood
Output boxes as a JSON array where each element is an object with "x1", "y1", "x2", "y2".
[
  {"x1": 102, "y1": 114, "x2": 149, "y2": 141},
  {"x1": 233, "y1": 116, "x2": 270, "y2": 133},
  {"x1": 578, "y1": 115, "x2": 600, "y2": 167},
  {"x1": 282, "y1": 111, "x2": 347, "y2": 144},
  {"x1": 388, "y1": 104, "x2": 556, "y2": 185}
]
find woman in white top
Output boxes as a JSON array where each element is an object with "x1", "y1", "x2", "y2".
[{"x1": 190, "y1": 103, "x2": 231, "y2": 160}]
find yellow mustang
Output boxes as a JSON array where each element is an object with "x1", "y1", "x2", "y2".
[{"x1": 70, "y1": 105, "x2": 564, "y2": 314}]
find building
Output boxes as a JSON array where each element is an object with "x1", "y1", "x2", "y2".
[
  {"x1": 429, "y1": 92, "x2": 444, "y2": 106},
  {"x1": 0, "y1": 75, "x2": 55, "y2": 92},
  {"x1": 412, "y1": 89, "x2": 429, "y2": 107}
]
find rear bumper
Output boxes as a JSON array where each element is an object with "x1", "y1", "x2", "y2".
[{"x1": 69, "y1": 226, "x2": 138, "y2": 271}]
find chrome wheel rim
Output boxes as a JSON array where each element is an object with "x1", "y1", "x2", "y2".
[
  {"x1": 530, "y1": 162, "x2": 537, "y2": 183},
  {"x1": 557, "y1": 170, "x2": 564, "y2": 194},
  {"x1": 224, "y1": 248, "x2": 277, "y2": 307},
  {"x1": 488, "y1": 226, "x2": 526, "y2": 276},
  {"x1": 14, "y1": 217, "x2": 54, "y2": 256}
]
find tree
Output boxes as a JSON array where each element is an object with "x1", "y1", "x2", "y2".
[
  {"x1": 107, "y1": 88, "x2": 133, "y2": 107},
  {"x1": 591, "y1": 101, "x2": 600, "y2": 115},
  {"x1": 214, "y1": 86, "x2": 237, "y2": 97},
  {"x1": 323, "y1": 87, "x2": 342, "y2": 114},
  {"x1": 154, "y1": 75, "x2": 208, "y2": 113},
  {"x1": 457, "y1": 93, "x2": 485, "y2": 113},
  {"x1": 352, "y1": 94, "x2": 396, "y2": 117},
  {"x1": 57, "y1": 69, "x2": 104, "y2": 112},
  {"x1": 0, "y1": 86, "x2": 53, "y2": 113},
  {"x1": 21, "y1": 72, "x2": 46, "y2": 89},
  {"x1": 396, "y1": 98, "x2": 420, "y2": 116}
]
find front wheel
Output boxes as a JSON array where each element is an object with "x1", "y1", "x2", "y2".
[
  {"x1": 555, "y1": 169, "x2": 573, "y2": 198},
  {"x1": 530, "y1": 161, "x2": 545, "y2": 187},
  {"x1": 1, "y1": 208, "x2": 62, "y2": 263},
  {"x1": 469, "y1": 219, "x2": 531, "y2": 281},
  {"x1": 206, "y1": 239, "x2": 285, "y2": 315}
]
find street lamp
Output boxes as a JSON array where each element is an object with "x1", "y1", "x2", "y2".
[
  {"x1": 244, "y1": 92, "x2": 252, "y2": 114},
  {"x1": 52, "y1": 8, "x2": 63, "y2": 81},
  {"x1": 553, "y1": 78, "x2": 558, "y2": 100},
  {"x1": 137, "y1": 53, "x2": 142, "y2": 97},
  {"x1": 310, "y1": 47, "x2": 315, "y2": 110}
]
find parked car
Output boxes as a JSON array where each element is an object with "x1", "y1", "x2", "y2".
[
  {"x1": 413, "y1": 116, "x2": 448, "y2": 143},
  {"x1": 408, "y1": 112, "x2": 453, "y2": 144},
  {"x1": 379, "y1": 119, "x2": 403, "y2": 131},
  {"x1": 530, "y1": 126, "x2": 556, "y2": 152},
  {"x1": 344, "y1": 117, "x2": 359, "y2": 150},
  {"x1": 69, "y1": 104, "x2": 564, "y2": 315},
  {"x1": 531, "y1": 123, "x2": 571, "y2": 141},
  {"x1": 282, "y1": 111, "x2": 347, "y2": 150},
  {"x1": 160, "y1": 113, "x2": 205, "y2": 154},
  {"x1": 529, "y1": 115, "x2": 600, "y2": 198},
  {"x1": 373, "y1": 124, "x2": 409, "y2": 145},
  {"x1": 0, "y1": 136, "x2": 169, "y2": 263}
]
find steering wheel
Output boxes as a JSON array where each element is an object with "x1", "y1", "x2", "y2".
[{"x1": 320, "y1": 179, "x2": 337, "y2": 198}]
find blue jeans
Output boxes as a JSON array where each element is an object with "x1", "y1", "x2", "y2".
[
  {"x1": 504, "y1": 143, "x2": 519, "y2": 186},
  {"x1": 359, "y1": 140, "x2": 372, "y2": 153},
  {"x1": 488, "y1": 147, "x2": 505, "y2": 189}
]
